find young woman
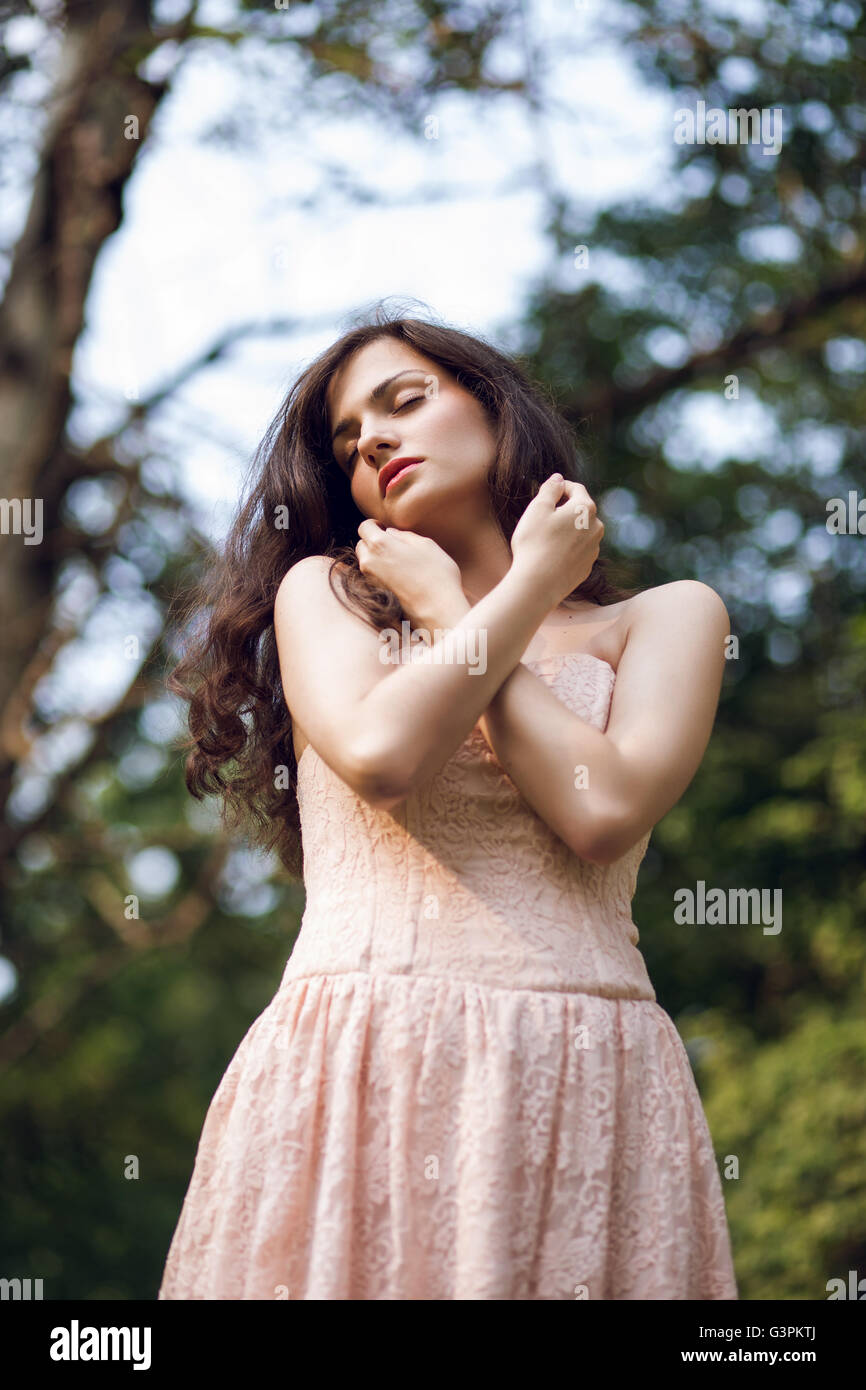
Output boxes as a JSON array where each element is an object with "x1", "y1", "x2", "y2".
[{"x1": 158, "y1": 308, "x2": 738, "y2": 1300}]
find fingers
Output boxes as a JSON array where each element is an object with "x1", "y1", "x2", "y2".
[
  {"x1": 548, "y1": 478, "x2": 599, "y2": 528},
  {"x1": 356, "y1": 520, "x2": 388, "y2": 571},
  {"x1": 528, "y1": 473, "x2": 566, "y2": 511},
  {"x1": 539, "y1": 475, "x2": 596, "y2": 508},
  {"x1": 355, "y1": 520, "x2": 409, "y2": 572},
  {"x1": 356, "y1": 521, "x2": 377, "y2": 574},
  {"x1": 555, "y1": 478, "x2": 591, "y2": 503}
]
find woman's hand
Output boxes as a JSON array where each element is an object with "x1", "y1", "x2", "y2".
[
  {"x1": 355, "y1": 521, "x2": 470, "y2": 630},
  {"x1": 509, "y1": 474, "x2": 604, "y2": 609}
]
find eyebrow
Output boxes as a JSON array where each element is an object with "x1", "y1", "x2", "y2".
[{"x1": 330, "y1": 369, "x2": 426, "y2": 447}]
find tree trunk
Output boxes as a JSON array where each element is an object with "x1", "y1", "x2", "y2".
[{"x1": 0, "y1": 0, "x2": 170, "y2": 812}]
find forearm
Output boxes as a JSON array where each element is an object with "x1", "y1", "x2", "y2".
[
  {"x1": 354, "y1": 566, "x2": 551, "y2": 793},
  {"x1": 478, "y1": 666, "x2": 635, "y2": 862}
]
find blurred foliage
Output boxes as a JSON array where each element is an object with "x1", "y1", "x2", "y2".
[
  {"x1": 519, "y1": 0, "x2": 866, "y2": 1300},
  {"x1": 679, "y1": 1006, "x2": 866, "y2": 1299},
  {"x1": 1, "y1": 0, "x2": 864, "y2": 1302}
]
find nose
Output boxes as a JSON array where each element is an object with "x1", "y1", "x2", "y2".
[{"x1": 357, "y1": 419, "x2": 400, "y2": 465}]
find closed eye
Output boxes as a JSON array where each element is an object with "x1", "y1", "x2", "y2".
[{"x1": 344, "y1": 395, "x2": 425, "y2": 468}]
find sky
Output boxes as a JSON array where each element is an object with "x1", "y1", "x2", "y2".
[
  {"x1": 0, "y1": 0, "x2": 834, "y2": 976},
  {"x1": 0, "y1": 0, "x2": 691, "y2": 991},
  {"x1": 10, "y1": 2, "x2": 683, "y2": 803},
  {"x1": 72, "y1": 0, "x2": 678, "y2": 534}
]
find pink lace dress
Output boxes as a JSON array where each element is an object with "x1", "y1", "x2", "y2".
[{"x1": 158, "y1": 650, "x2": 738, "y2": 1300}]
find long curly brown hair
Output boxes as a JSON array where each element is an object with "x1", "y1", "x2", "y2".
[{"x1": 166, "y1": 303, "x2": 639, "y2": 879}]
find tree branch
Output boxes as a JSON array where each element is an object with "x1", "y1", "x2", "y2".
[{"x1": 568, "y1": 265, "x2": 866, "y2": 425}]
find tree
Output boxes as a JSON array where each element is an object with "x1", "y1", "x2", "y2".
[
  {"x1": 519, "y1": 0, "x2": 866, "y2": 1297},
  {"x1": 2, "y1": 0, "x2": 863, "y2": 1301},
  {"x1": 0, "y1": 0, "x2": 533, "y2": 1299}
]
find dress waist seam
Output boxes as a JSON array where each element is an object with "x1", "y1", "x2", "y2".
[{"x1": 278, "y1": 965, "x2": 656, "y2": 1003}]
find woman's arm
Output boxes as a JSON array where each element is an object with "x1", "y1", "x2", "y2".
[
  {"x1": 476, "y1": 581, "x2": 730, "y2": 863},
  {"x1": 275, "y1": 474, "x2": 601, "y2": 812},
  {"x1": 273, "y1": 547, "x2": 554, "y2": 811}
]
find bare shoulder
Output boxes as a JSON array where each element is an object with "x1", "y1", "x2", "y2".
[
  {"x1": 276, "y1": 552, "x2": 339, "y2": 601},
  {"x1": 273, "y1": 552, "x2": 384, "y2": 682},
  {"x1": 603, "y1": 580, "x2": 732, "y2": 749},
  {"x1": 624, "y1": 579, "x2": 730, "y2": 632},
  {"x1": 274, "y1": 553, "x2": 355, "y2": 622}
]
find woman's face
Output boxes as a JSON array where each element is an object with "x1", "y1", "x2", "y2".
[{"x1": 325, "y1": 337, "x2": 499, "y2": 537}]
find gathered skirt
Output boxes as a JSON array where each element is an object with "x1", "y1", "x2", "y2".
[{"x1": 158, "y1": 970, "x2": 738, "y2": 1300}]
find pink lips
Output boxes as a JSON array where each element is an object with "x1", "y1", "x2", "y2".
[{"x1": 380, "y1": 458, "x2": 422, "y2": 495}]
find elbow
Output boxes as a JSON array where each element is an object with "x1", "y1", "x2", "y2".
[
  {"x1": 570, "y1": 834, "x2": 615, "y2": 866},
  {"x1": 568, "y1": 808, "x2": 628, "y2": 866},
  {"x1": 581, "y1": 814, "x2": 651, "y2": 865},
  {"x1": 580, "y1": 839, "x2": 620, "y2": 867},
  {"x1": 347, "y1": 731, "x2": 413, "y2": 811}
]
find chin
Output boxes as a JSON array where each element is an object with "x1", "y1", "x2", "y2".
[{"x1": 381, "y1": 491, "x2": 433, "y2": 527}]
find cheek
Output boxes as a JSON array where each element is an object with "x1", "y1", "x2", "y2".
[{"x1": 434, "y1": 400, "x2": 494, "y2": 458}]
